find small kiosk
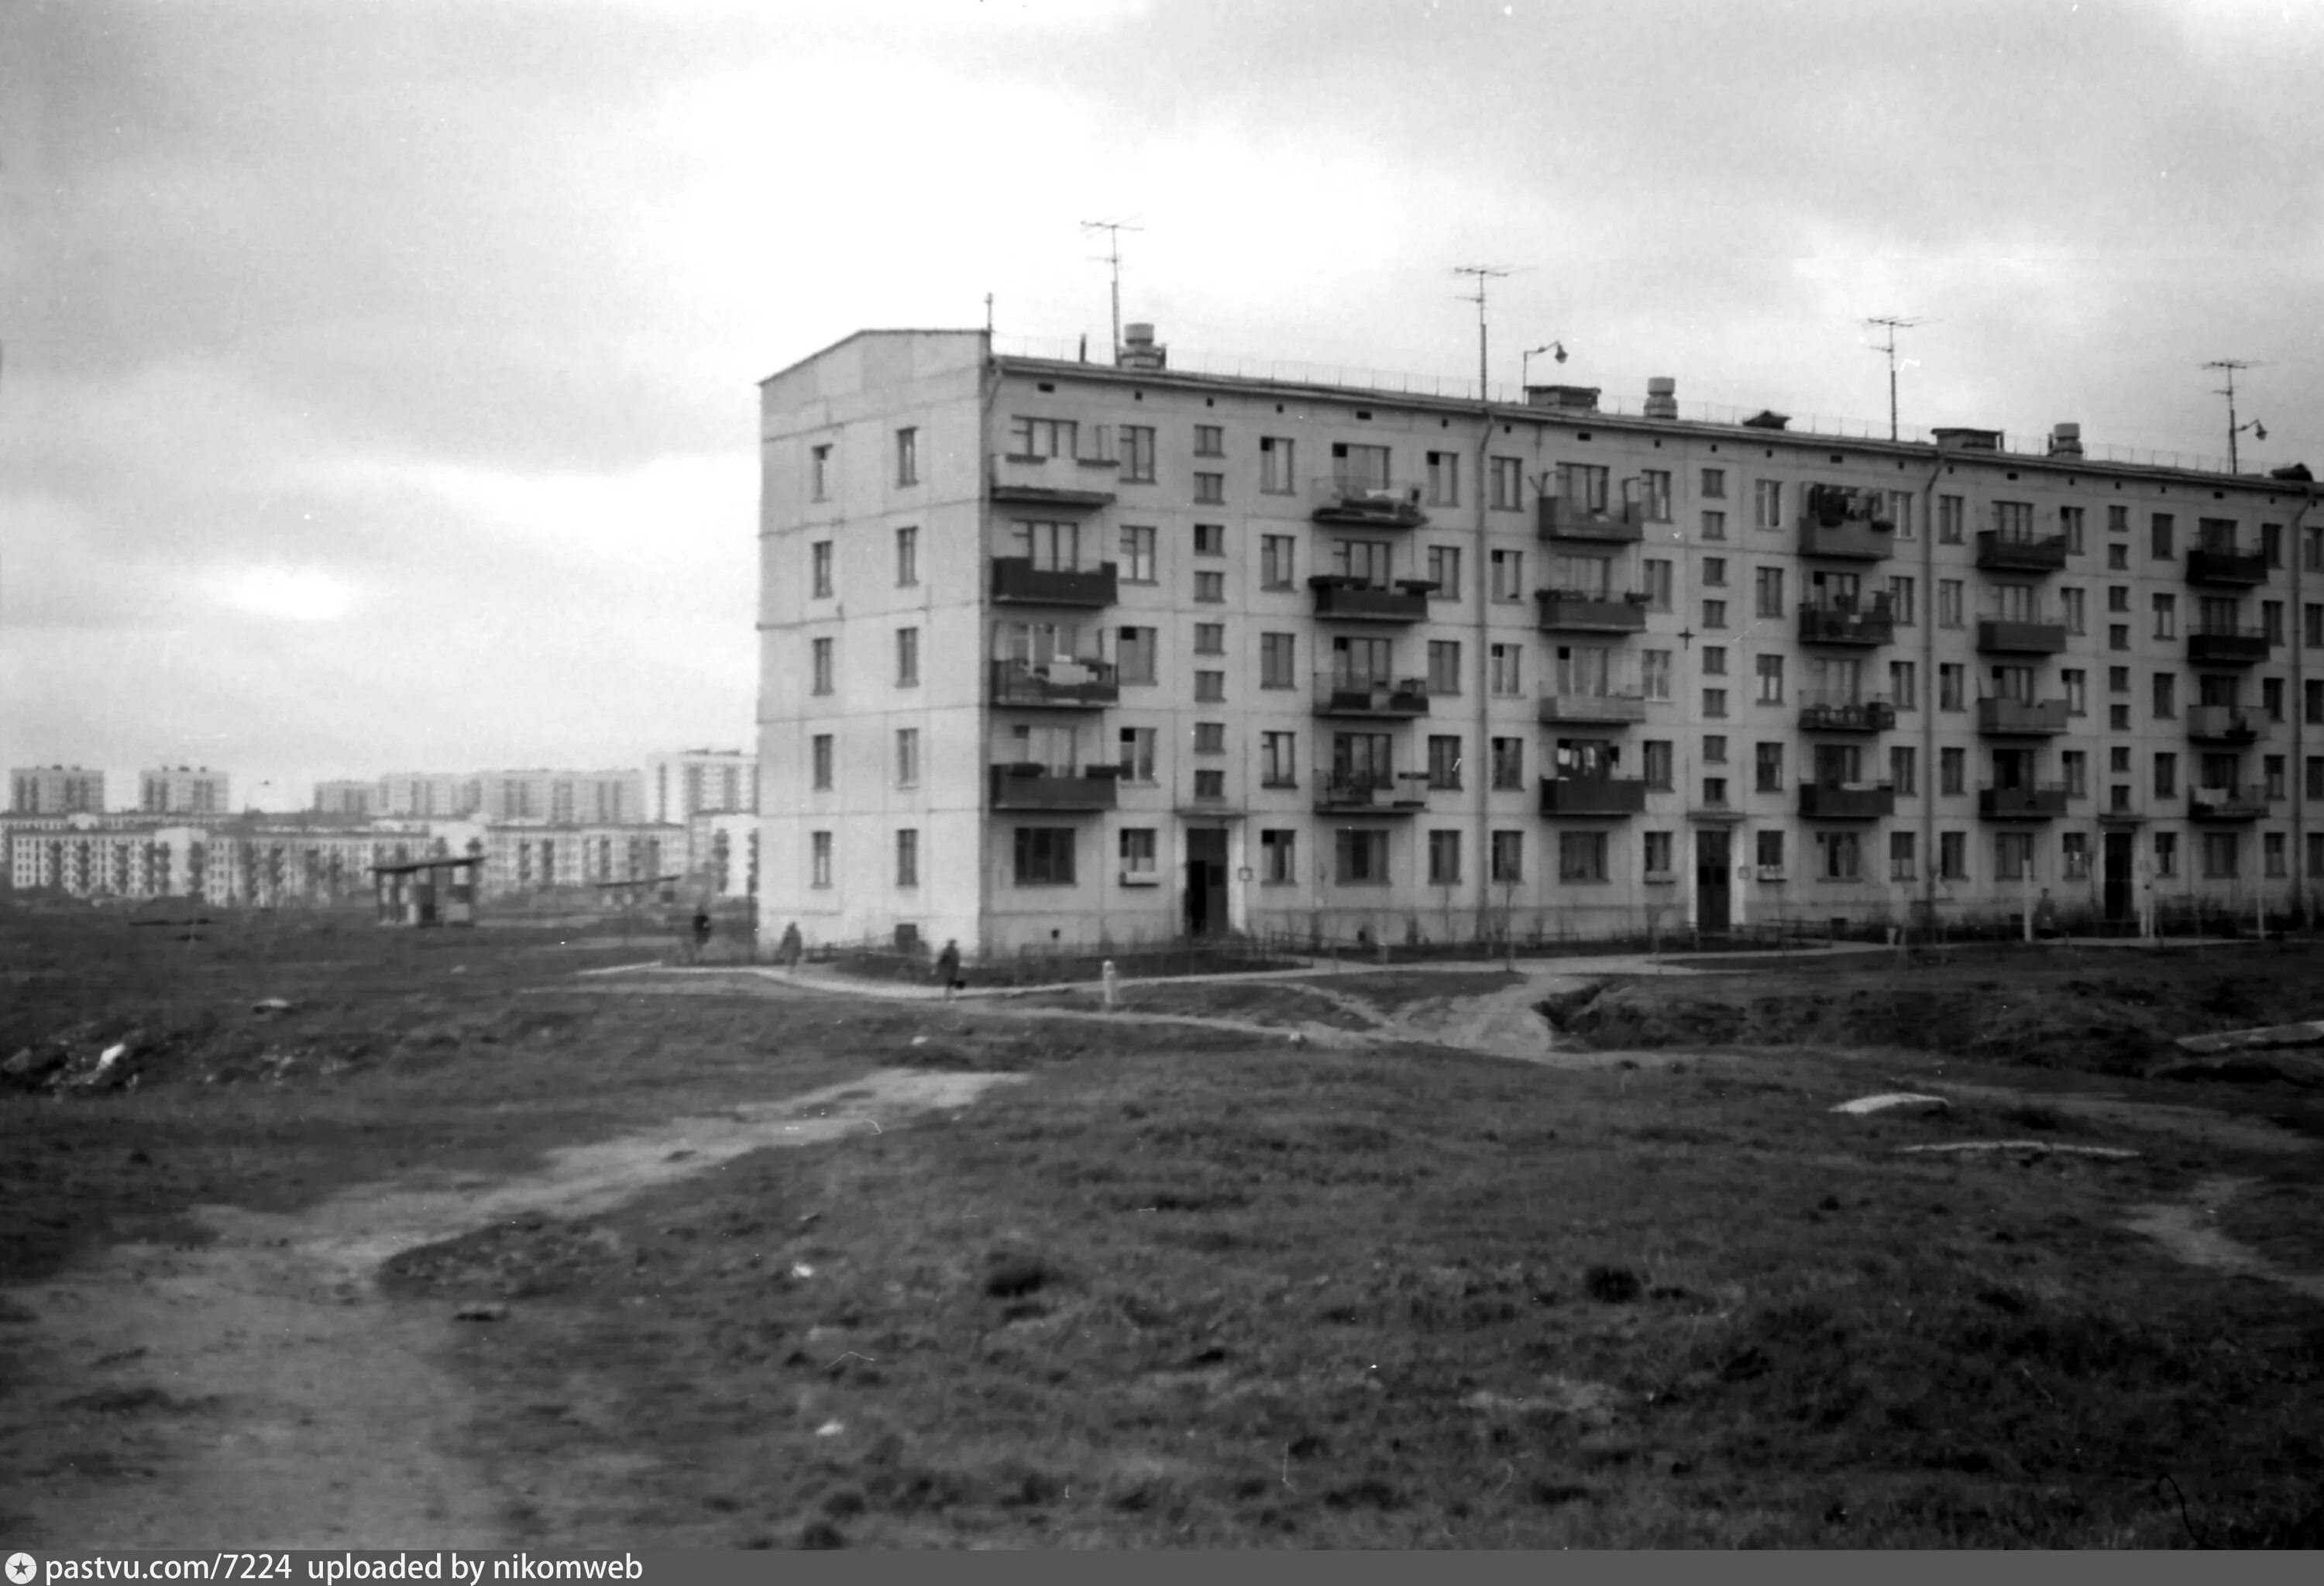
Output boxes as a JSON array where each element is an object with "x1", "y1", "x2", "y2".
[{"x1": 371, "y1": 856, "x2": 483, "y2": 927}]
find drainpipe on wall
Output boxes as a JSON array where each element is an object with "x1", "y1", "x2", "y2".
[
  {"x1": 977, "y1": 342, "x2": 1003, "y2": 959},
  {"x1": 1917, "y1": 449, "x2": 1946, "y2": 940},
  {"x1": 1475, "y1": 405, "x2": 1496, "y2": 948},
  {"x1": 2291, "y1": 487, "x2": 2313, "y2": 929}
]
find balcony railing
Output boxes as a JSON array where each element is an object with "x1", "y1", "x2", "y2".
[
  {"x1": 1311, "y1": 476, "x2": 1430, "y2": 528},
  {"x1": 2186, "y1": 625, "x2": 2272, "y2": 665},
  {"x1": 1797, "y1": 696, "x2": 1896, "y2": 733},
  {"x1": 2186, "y1": 704, "x2": 2262, "y2": 743},
  {"x1": 1536, "y1": 496, "x2": 1642, "y2": 543},
  {"x1": 1308, "y1": 576, "x2": 1431, "y2": 622},
  {"x1": 988, "y1": 764, "x2": 1119, "y2": 812},
  {"x1": 1975, "y1": 617, "x2": 2068, "y2": 654},
  {"x1": 990, "y1": 658, "x2": 1119, "y2": 710},
  {"x1": 1975, "y1": 531, "x2": 2070, "y2": 573},
  {"x1": 1978, "y1": 783, "x2": 2068, "y2": 820},
  {"x1": 1975, "y1": 697, "x2": 2070, "y2": 735},
  {"x1": 988, "y1": 451, "x2": 1119, "y2": 509},
  {"x1": 1796, "y1": 597, "x2": 1896, "y2": 645},
  {"x1": 1538, "y1": 776, "x2": 1648, "y2": 817},
  {"x1": 2189, "y1": 788, "x2": 2267, "y2": 821},
  {"x1": 990, "y1": 558, "x2": 1119, "y2": 607},
  {"x1": 1798, "y1": 782, "x2": 1896, "y2": 820},
  {"x1": 2185, "y1": 545, "x2": 2268, "y2": 586},
  {"x1": 1312, "y1": 772, "x2": 1427, "y2": 814},
  {"x1": 1535, "y1": 589, "x2": 1649, "y2": 633},
  {"x1": 1537, "y1": 690, "x2": 1648, "y2": 725},
  {"x1": 1312, "y1": 673, "x2": 1431, "y2": 718},
  {"x1": 1797, "y1": 487, "x2": 1896, "y2": 559}
]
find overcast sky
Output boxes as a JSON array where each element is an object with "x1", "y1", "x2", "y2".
[{"x1": 5, "y1": 0, "x2": 2322, "y2": 811}]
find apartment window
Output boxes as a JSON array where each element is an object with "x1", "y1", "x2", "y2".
[
  {"x1": 1889, "y1": 492, "x2": 1915, "y2": 540},
  {"x1": 2151, "y1": 673, "x2": 2176, "y2": 720},
  {"x1": 895, "y1": 428, "x2": 918, "y2": 487},
  {"x1": 1192, "y1": 769, "x2": 1225, "y2": 800},
  {"x1": 1260, "y1": 535, "x2": 1296, "y2": 590},
  {"x1": 1889, "y1": 831, "x2": 1917, "y2": 882},
  {"x1": 1428, "y1": 640, "x2": 1463, "y2": 694},
  {"x1": 2267, "y1": 677, "x2": 2287, "y2": 720},
  {"x1": 1936, "y1": 580, "x2": 1963, "y2": 628},
  {"x1": 1643, "y1": 650, "x2": 1673, "y2": 701},
  {"x1": 1701, "y1": 467, "x2": 1726, "y2": 498},
  {"x1": 1120, "y1": 425, "x2": 1155, "y2": 482},
  {"x1": 1335, "y1": 829, "x2": 1389, "y2": 885},
  {"x1": 2265, "y1": 831, "x2": 2288, "y2": 879},
  {"x1": 1641, "y1": 470, "x2": 1673, "y2": 523},
  {"x1": 1996, "y1": 832, "x2": 2033, "y2": 882},
  {"x1": 1194, "y1": 571, "x2": 1226, "y2": 604},
  {"x1": 811, "y1": 540, "x2": 834, "y2": 599},
  {"x1": 1490, "y1": 831, "x2": 1525, "y2": 883},
  {"x1": 1557, "y1": 462, "x2": 1609, "y2": 511},
  {"x1": 2063, "y1": 750, "x2": 2088, "y2": 799},
  {"x1": 2264, "y1": 600, "x2": 2286, "y2": 644},
  {"x1": 1192, "y1": 622, "x2": 1226, "y2": 657},
  {"x1": 1260, "y1": 436, "x2": 1294, "y2": 494},
  {"x1": 1193, "y1": 721, "x2": 1226, "y2": 755},
  {"x1": 1642, "y1": 559, "x2": 1674, "y2": 611},
  {"x1": 1491, "y1": 737, "x2": 1525, "y2": 790},
  {"x1": 1333, "y1": 539, "x2": 1391, "y2": 584},
  {"x1": 2061, "y1": 587, "x2": 2085, "y2": 635},
  {"x1": 2109, "y1": 623, "x2": 2130, "y2": 652},
  {"x1": 2312, "y1": 757, "x2": 2324, "y2": 800},
  {"x1": 1194, "y1": 669, "x2": 1226, "y2": 702},
  {"x1": 1703, "y1": 687, "x2": 1728, "y2": 718},
  {"x1": 1192, "y1": 424, "x2": 1224, "y2": 458},
  {"x1": 810, "y1": 444, "x2": 832, "y2": 501},
  {"x1": 896, "y1": 627, "x2": 920, "y2": 686},
  {"x1": 1643, "y1": 740, "x2": 1674, "y2": 790},
  {"x1": 810, "y1": 831, "x2": 832, "y2": 887},
  {"x1": 1428, "y1": 830, "x2": 1463, "y2": 886},
  {"x1": 1427, "y1": 735, "x2": 1463, "y2": 790},
  {"x1": 1192, "y1": 522, "x2": 1226, "y2": 557},
  {"x1": 2202, "y1": 831, "x2": 2239, "y2": 879},
  {"x1": 2063, "y1": 669, "x2": 2086, "y2": 714},
  {"x1": 1703, "y1": 775, "x2": 1729, "y2": 804},
  {"x1": 896, "y1": 728, "x2": 920, "y2": 787},
  {"x1": 1013, "y1": 827, "x2": 1076, "y2": 886},
  {"x1": 1817, "y1": 831, "x2": 1861, "y2": 882},
  {"x1": 1426, "y1": 544, "x2": 1462, "y2": 597},
  {"x1": 811, "y1": 638, "x2": 834, "y2": 695},
  {"x1": 1559, "y1": 831, "x2": 1609, "y2": 882},
  {"x1": 1939, "y1": 663, "x2": 1965, "y2": 712},
  {"x1": 1940, "y1": 747, "x2": 1965, "y2": 796},
  {"x1": 1260, "y1": 829, "x2": 1296, "y2": 883},
  {"x1": 2152, "y1": 593, "x2": 2177, "y2": 639},
  {"x1": 1890, "y1": 659, "x2": 1917, "y2": 710},
  {"x1": 2063, "y1": 831, "x2": 2090, "y2": 880},
  {"x1": 2108, "y1": 585, "x2": 2130, "y2": 614},
  {"x1": 1008, "y1": 417, "x2": 1076, "y2": 459},
  {"x1": 1938, "y1": 831, "x2": 1966, "y2": 880},
  {"x1": 2266, "y1": 754, "x2": 2288, "y2": 800},
  {"x1": 1756, "y1": 830, "x2": 1785, "y2": 871},
  {"x1": 1644, "y1": 830, "x2": 1675, "y2": 877},
  {"x1": 2151, "y1": 513, "x2": 2174, "y2": 559},
  {"x1": 1260, "y1": 633, "x2": 1295, "y2": 689},
  {"x1": 1889, "y1": 575, "x2": 1917, "y2": 625},
  {"x1": 1754, "y1": 741, "x2": 1783, "y2": 793},
  {"x1": 1490, "y1": 456, "x2": 1522, "y2": 511},
  {"x1": 1938, "y1": 496, "x2": 1964, "y2": 544},
  {"x1": 2309, "y1": 525, "x2": 2324, "y2": 571},
  {"x1": 1703, "y1": 645, "x2": 1728, "y2": 676},
  {"x1": 1701, "y1": 510, "x2": 1728, "y2": 541},
  {"x1": 2107, "y1": 543, "x2": 2130, "y2": 571},
  {"x1": 893, "y1": 525, "x2": 920, "y2": 588},
  {"x1": 2154, "y1": 752, "x2": 2178, "y2": 799},
  {"x1": 2154, "y1": 831, "x2": 2178, "y2": 879},
  {"x1": 1755, "y1": 654, "x2": 1783, "y2": 704},
  {"x1": 2307, "y1": 604, "x2": 2324, "y2": 649},
  {"x1": 891, "y1": 827, "x2": 918, "y2": 889},
  {"x1": 1426, "y1": 451, "x2": 1460, "y2": 507},
  {"x1": 1755, "y1": 566, "x2": 1785, "y2": 618},
  {"x1": 2310, "y1": 679, "x2": 2324, "y2": 725},
  {"x1": 1118, "y1": 829, "x2": 1158, "y2": 880},
  {"x1": 1490, "y1": 549, "x2": 1525, "y2": 602},
  {"x1": 1702, "y1": 556, "x2": 1727, "y2": 587},
  {"x1": 2060, "y1": 505, "x2": 2085, "y2": 553},
  {"x1": 1194, "y1": 472, "x2": 1226, "y2": 504},
  {"x1": 1119, "y1": 728, "x2": 1157, "y2": 783},
  {"x1": 811, "y1": 734, "x2": 834, "y2": 791},
  {"x1": 1335, "y1": 442, "x2": 1393, "y2": 491},
  {"x1": 1259, "y1": 732, "x2": 1297, "y2": 788},
  {"x1": 1115, "y1": 525, "x2": 1156, "y2": 584},
  {"x1": 1117, "y1": 627, "x2": 1157, "y2": 686},
  {"x1": 2110, "y1": 703, "x2": 2132, "y2": 731},
  {"x1": 1752, "y1": 480, "x2": 1783, "y2": 531},
  {"x1": 2314, "y1": 833, "x2": 2324, "y2": 878},
  {"x1": 1703, "y1": 599, "x2": 1728, "y2": 629},
  {"x1": 1489, "y1": 644, "x2": 1524, "y2": 697}
]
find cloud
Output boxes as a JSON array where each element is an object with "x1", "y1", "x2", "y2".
[{"x1": 205, "y1": 565, "x2": 357, "y2": 624}]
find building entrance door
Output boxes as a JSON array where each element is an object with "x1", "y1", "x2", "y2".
[
  {"x1": 1696, "y1": 829, "x2": 1731, "y2": 935},
  {"x1": 2102, "y1": 831, "x2": 2134, "y2": 924},
  {"x1": 1184, "y1": 828, "x2": 1229, "y2": 937}
]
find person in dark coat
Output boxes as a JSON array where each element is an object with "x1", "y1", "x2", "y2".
[{"x1": 935, "y1": 938, "x2": 962, "y2": 1001}]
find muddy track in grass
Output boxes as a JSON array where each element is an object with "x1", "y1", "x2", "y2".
[{"x1": 0, "y1": 1069, "x2": 1022, "y2": 1550}]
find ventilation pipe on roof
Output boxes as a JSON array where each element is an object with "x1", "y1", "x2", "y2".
[
  {"x1": 1644, "y1": 377, "x2": 1677, "y2": 420},
  {"x1": 1116, "y1": 323, "x2": 1167, "y2": 371},
  {"x1": 2047, "y1": 423, "x2": 2083, "y2": 459}
]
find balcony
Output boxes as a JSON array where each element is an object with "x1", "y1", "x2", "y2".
[
  {"x1": 1975, "y1": 531, "x2": 2070, "y2": 573},
  {"x1": 1312, "y1": 673, "x2": 1430, "y2": 719},
  {"x1": 1537, "y1": 691, "x2": 1648, "y2": 726},
  {"x1": 1536, "y1": 496, "x2": 1642, "y2": 544},
  {"x1": 1975, "y1": 697, "x2": 2070, "y2": 736},
  {"x1": 1312, "y1": 772, "x2": 1427, "y2": 815},
  {"x1": 988, "y1": 764, "x2": 1119, "y2": 812},
  {"x1": 2189, "y1": 788, "x2": 2267, "y2": 821},
  {"x1": 1798, "y1": 697, "x2": 1896, "y2": 733},
  {"x1": 990, "y1": 658, "x2": 1119, "y2": 711},
  {"x1": 1535, "y1": 590, "x2": 1649, "y2": 633},
  {"x1": 1796, "y1": 486, "x2": 1896, "y2": 560},
  {"x1": 1798, "y1": 782, "x2": 1896, "y2": 820},
  {"x1": 2186, "y1": 545, "x2": 2269, "y2": 586},
  {"x1": 2186, "y1": 704, "x2": 2262, "y2": 745},
  {"x1": 1975, "y1": 618, "x2": 2068, "y2": 654},
  {"x1": 988, "y1": 452, "x2": 1119, "y2": 510},
  {"x1": 990, "y1": 558, "x2": 1119, "y2": 607},
  {"x1": 1796, "y1": 597, "x2": 1896, "y2": 646},
  {"x1": 1311, "y1": 476, "x2": 1429, "y2": 528},
  {"x1": 1308, "y1": 576, "x2": 1431, "y2": 623},
  {"x1": 1978, "y1": 783, "x2": 2068, "y2": 821},
  {"x1": 1538, "y1": 776, "x2": 1648, "y2": 817},
  {"x1": 2186, "y1": 626, "x2": 2271, "y2": 666}
]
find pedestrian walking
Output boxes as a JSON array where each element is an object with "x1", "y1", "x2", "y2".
[
  {"x1": 778, "y1": 920, "x2": 803, "y2": 972},
  {"x1": 935, "y1": 938, "x2": 962, "y2": 1002}
]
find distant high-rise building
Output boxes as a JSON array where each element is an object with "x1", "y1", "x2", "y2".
[
  {"x1": 139, "y1": 765, "x2": 231, "y2": 816},
  {"x1": 476, "y1": 769, "x2": 644, "y2": 825},
  {"x1": 646, "y1": 749, "x2": 758, "y2": 824},
  {"x1": 312, "y1": 779, "x2": 380, "y2": 817},
  {"x1": 379, "y1": 772, "x2": 483, "y2": 818},
  {"x1": 9, "y1": 765, "x2": 106, "y2": 815}
]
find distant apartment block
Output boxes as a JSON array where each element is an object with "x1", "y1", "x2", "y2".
[
  {"x1": 477, "y1": 769, "x2": 643, "y2": 824},
  {"x1": 646, "y1": 749, "x2": 759, "y2": 824},
  {"x1": 10, "y1": 765, "x2": 105, "y2": 815},
  {"x1": 139, "y1": 765, "x2": 231, "y2": 815},
  {"x1": 379, "y1": 772, "x2": 483, "y2": 818},
  {"x1": 312, "y1": 779, "x2": 380, "y2": 817},
  {"x1": 485, "y1": 822, "x2": 681, "y2": 897}
]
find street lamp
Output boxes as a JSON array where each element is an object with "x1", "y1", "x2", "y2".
[{"x1": 1521, "y1": 342, "x2": 1568, "y2": 390}]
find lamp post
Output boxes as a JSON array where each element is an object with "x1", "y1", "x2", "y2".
[{"x1": 1521, "y1": 342, "x2": 1567, "y2": 391}]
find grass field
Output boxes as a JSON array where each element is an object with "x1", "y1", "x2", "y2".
[{"x1": 5, "y1": 905, "x2": 2322, "y2": 1547}]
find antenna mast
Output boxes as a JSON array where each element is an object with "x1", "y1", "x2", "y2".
[
  {"x1": 1865, "y1": 315, "x2": 1922, "y2": 441},
  {"x1": 1452, "y1": 265, "x2": 1513, "y2": 401},
  {"x1": 1081, "y1": 219, "x2": 1142, "y2": 364},
  {"x1": 2205, "y1": 359, "x2": 2264, "y2": 471}
]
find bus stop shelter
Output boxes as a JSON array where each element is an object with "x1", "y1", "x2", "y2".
[{"x1": 371, "y1": 857, "x2": 482, "y2": 927}]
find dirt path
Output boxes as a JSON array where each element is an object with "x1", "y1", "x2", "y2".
[
  {"x1": 0, "y1": 1068, "x2": 1021, "y2": 1549},
  {"x1": 2125, "y1": 1176, "x2": 2324, "y2": 1301}
]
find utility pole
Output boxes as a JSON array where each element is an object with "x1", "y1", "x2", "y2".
[
  {"x1": 1452, "y1": 265, "x2": 1514, "y2": 400},
  {"x1": 1865, "y1": 315, "x2": 1921, "y2": 441},
  {"x1": 2205, "y1": 360, "x2": 2266, "y2": 472},
  {"x1": 1081, "y1": 220, "x2": 1142, "y2": 363}
]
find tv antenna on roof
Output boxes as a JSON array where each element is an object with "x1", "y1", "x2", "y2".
[
  {"x1": 1452, "y1": 264, "x2": 1525, "y2": 400},
  {"x1": 1081, "y1": 219, "x2": 1143, "y2": 364},
  {"x1": 1864, "y1": 315, "x2": 1924, "y2": 441},
  {"x1": 2204, "y1": 360, "x2": 2268, "y2": 471}
]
